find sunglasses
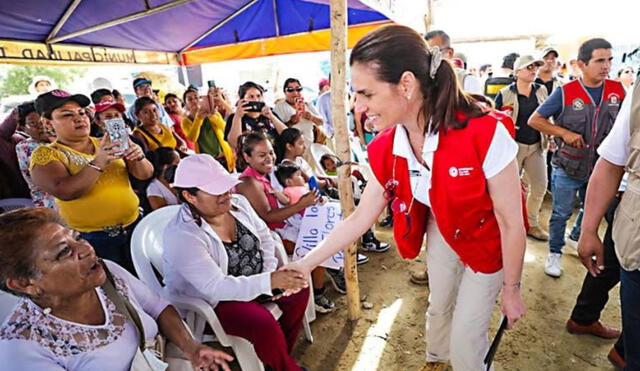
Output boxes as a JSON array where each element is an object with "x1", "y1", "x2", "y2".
[
  {"x1": 285, "y1": 87, "x2": 303, "y2": 93},
  {"x1": 383, "y1": 156, "x2": 416, "y2": 238},
  {"x1": 526, "y1": 64, "x2": 539, "y2": 71}
]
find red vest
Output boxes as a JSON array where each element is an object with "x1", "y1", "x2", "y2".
[{"x1": 368, "y1": 113, "x2": 508, "y2": 273}]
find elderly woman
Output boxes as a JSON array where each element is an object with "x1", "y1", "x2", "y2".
[
  {"x1": 163, "y1": 154, "x2": 309, "y2": 371},
  {"x1": 30, "y1": 90, "x2": 153, "y2": 274},
  {"x1": 14, "y1": 101, "x2": 56, "y2": 208},
  {"x1": 0, "y1": 207, "x2": 232, "y2": 370}
]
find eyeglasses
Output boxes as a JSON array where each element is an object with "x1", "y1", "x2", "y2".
[
  {"x1": 285, "y1": 87, "x2": 303, "y2": 93},
  {"x1": 526, "y1": 64, "x2": 539, "y2": 71},
  {"x1": 383, "y1": 156, "x2": 415, "y2": 238}
]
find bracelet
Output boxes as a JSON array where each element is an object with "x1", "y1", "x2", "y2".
[
  {"x1": 503, "y1": 281, "x2": 521, "y2": 289},
  {"x1": 87, "y1": 160, "x2": 104, "y2": 173}
]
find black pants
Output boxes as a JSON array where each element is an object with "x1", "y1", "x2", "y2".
[{"x1": 569, "y1": 196, "x2": 624, "y2": 354}]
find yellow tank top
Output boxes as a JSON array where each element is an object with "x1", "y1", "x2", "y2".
[
  {"x1": 29, "y1": 137, "x2": 140, "y2": 232},
  {"x1": 134, "y1": 125, "x2": 177, "y2": 151}
]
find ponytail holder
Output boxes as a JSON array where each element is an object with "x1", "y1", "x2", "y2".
[{"x1": 429, "y1": 46, "x2": 444, "y2": 79}]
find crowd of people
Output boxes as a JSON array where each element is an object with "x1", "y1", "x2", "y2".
[{"x1": 0, "y1": 23, "x2": 638, "y2": 371}]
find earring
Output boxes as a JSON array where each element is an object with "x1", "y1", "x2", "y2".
[
  {"x1": 405, "y1": 94, "x2": 411, "y2": 100},
  {"x1": 43, "y1": 307, "x2": 52, "y2": 315}
]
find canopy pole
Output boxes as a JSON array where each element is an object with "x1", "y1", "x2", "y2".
[
  {"x1": 47, "y1": 0, "x2": 83, "y2": 42},
  {"x1": 47, "y1": 0, "x2": 196, "y2": 44},
  {"x1": 179, "y1": 0, "x2": 259, "y2": 53},
  {"x1": 330, "y1": 0, "x2": 360, "y2": 321}
]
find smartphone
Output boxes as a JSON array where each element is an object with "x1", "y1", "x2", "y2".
[
  {"x1": 199, "y1": 95, "x2": 214, "y2": 114},
  {"x1": 308, "y1": 176, "x2": 319, "y2": 191},
  {"x1": 243, "y1": 101, "x2": 265, "y2": 113},
  {"x1": 104, "y1": 118, "x2": 129, "y2": 155},
  {"x1": 207, "y1": 80, "x2": 216, "y2": 89}
]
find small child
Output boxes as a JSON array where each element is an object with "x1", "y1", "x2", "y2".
[
  {"x1": 275, "y1": 163, "x2": 313, "y2": 206},
  {"x1": 320, "y1": 154, "x2": 338, "y2": 176}
]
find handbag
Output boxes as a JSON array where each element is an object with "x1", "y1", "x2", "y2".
[{"x1": 101, "y1": 262, "x2": 168, "y2": 371}]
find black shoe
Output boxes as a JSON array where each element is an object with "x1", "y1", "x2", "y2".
[
  {"x1": 326, "y1": 268, "x2": 347, "y2": 294},
  {"x1": 314, "y1": 290, "x2": 336, "y2": 313},
  {"x1": 361, "y1": 239, "x2": 390, "y2": 253}
]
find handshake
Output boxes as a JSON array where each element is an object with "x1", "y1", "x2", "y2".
[{"x1": 268, "y1": 260, "x2": 311, "y2": 300}]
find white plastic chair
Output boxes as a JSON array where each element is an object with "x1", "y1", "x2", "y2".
[
  {"x1": 131, "y1": 206, "x2": 311, "y2": 371},
  {"x1": 308, "y1": 143, "x2": 365, "y2": 199},
  {"x1": 0, "y1": 198, "x2": 34, "y2": 214}
]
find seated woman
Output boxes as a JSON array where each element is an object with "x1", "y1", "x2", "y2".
[
  {"x1": 164, "y1": 93, "x2": 195, "y2": 150},
  {"x1": 163, "y1": 154, "x2": 309, "y2": 371},
  {"x1": 275, "y1": 128, "x2": 389, "y2": 254},
  {"x1": 146, "y1": 147, "x2": 180, "y2": 210},
  {"x1": 225, "y1": 81, "x2": 288, "y2": 150},
  {"x1": 181, "y1": 87, "x2": 235, "y2": 172},
  {"x1": 235, "y1": 132, "x2": 342, "y2": 314},
  {"x1": 14, "y1": 101, "x2": 56, "y2": 208},
  {"x1": 0, "y1": 207, "x2": 232, "y2": 370},
  {"x1": 30, "y1": 90, "x2": 153, "y2": 274},
  {"x1": 132, "y1": 96, "x2": 187, "y2": 153}
]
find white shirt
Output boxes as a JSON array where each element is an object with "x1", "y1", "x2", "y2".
[
  {"x1": 463, "y1": 74, "x2": 483, "y2": 95},
  {"x1": 146, "y1": 179, "x2": 179, "y2": 206},
  {"x1": 393, "y1": 123, "x2": 518, "y2": 207},
  {"x1": 598, "y1": 94, "x2": 632, "y2": 166},
  {"x1": 273, "y1": 101, "x2": 322, "y2": 145},
  {"x1": 0, "y1": 261, "x2": 169, "y2": 371}
]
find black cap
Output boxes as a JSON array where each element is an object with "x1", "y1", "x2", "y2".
[
  {"x1": 35, "y1": 90, "x2": 90, "y2": 118},
  {"x1": 133, "y1": 77, "x2": 152, "y2": 89}
]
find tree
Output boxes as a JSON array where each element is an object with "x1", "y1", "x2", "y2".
[{"x1": 0, "y1": 65, "x2": 86, "y2": 98}]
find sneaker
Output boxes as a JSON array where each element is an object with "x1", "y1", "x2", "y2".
[
  {"x1": 527, "y1": 226, "x2": 549, "y2": 241},
  {"x1": 544, "y1": 252, "x2": 562, "y2": 277},
  {"x1": 357, "y1": 253, "x2": 370, "y2": 265},
  {"x1": 314, "y1": 291, "x2": 336, "y2": 314},
  {"x1": 326, "y1": 268, "x2": 347, "y2": 294},
  {"x1": 379, "y1": 215, "x2": 393, "y2": 227},
  {"x1": 361, "y1": 239, "x2": 391, "y2": 253}
]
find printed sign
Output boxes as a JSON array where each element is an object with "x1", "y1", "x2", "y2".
[{"x1": 293, "y1": 202, "x2": 344, "y2": 269}]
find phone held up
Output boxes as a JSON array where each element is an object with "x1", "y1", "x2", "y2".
[
  {"x1": 104, "y1": 118, "x2": 129, "y2": 156},
  {"x1": 243, "y1": 101, "x2": 265, "y2": 113}
]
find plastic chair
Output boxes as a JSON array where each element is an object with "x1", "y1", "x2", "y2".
[
  {"x1": 131, "y1": 205, "x2": 309, "y2": 371},
  {"x1": 308, "y1": 143, "x2": 364, "y2": 199},
  {"x1": 0, "y1": 198, "x2": 34, "y2": 214}
]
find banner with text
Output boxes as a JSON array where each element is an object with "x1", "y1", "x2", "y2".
[{"x1": 293, "y1": 202, "x2": 344, "y2": 269}]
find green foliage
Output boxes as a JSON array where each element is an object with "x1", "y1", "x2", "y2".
[{"x1": 0, "y1": 65, "x2": 86, "y2": 98}]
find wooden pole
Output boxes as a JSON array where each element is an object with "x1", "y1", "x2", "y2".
[{"x1": 330, "y1": 0, "x2": 360, "y2": 320}]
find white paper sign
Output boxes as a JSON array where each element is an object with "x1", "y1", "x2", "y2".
[{"x1": 293, "y1": 202, "x2": 344, "y2": 269}]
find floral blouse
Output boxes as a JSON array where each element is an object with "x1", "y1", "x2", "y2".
[{"x1": 15, "y1": 138, "x2": 56, "y2": 208}]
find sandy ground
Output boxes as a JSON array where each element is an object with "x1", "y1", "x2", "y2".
[{"x1": 287, "y1": 198, "x2": 621, "y2": 371}]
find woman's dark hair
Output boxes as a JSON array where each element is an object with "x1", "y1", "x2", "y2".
[
  {"x1": 274, "y1": 127, "x2": 302, "y2": 164},
  {"x1": 134, "y1": 96, "x2": 156, "y2": 114},
  {"x1": 174, "y1": 187, "x2": 203, "y2": 226},
  {"x1": 283, "y1": 78, "x2": 301, "y2": 91},
  {"x1": 0, "y1": 208, "x2": 64, "y2": 297},
  {"x1": 238, "y1": 81, "x2": 265, "y2": 99},
  {"x1": 164, "y1": 93, "x2": 181, "y2": 105},
  {"x1": 349, "y1": 24, "x2": 484, "y2": 135},
  {"x1": 17, "y1": 101, "x2": 37, "y2": 126},
  {"x1": 617, "y1": 66, "x2": 635, "y2": 78},
  {"x1": 163, "y1": 164, "x2": 177, "y2": 184},
  {"x1": 147, "y1": 147, "x2": 178, "y2": 178},
  {"x1": 90, "y1": 88, "x2": 113, "y2": 104},
  {"x1": 235, "y1": 131, "x2": 270, "y2": 172},
  {"x1": 182, "y1": 87, "x2": 198, "y2": 103},
  {"x1": 275, "y1": 163, "x2": 301, "y2": 187},
  {"x1": 112, "y1": 89, "x2": 122, "y2": 100}
]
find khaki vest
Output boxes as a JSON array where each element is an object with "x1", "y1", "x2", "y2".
[
  {"x1": 498, "y1": 83, "x2": 549, "y2": 150},
  {"x1": 613, "y1": 82, "x2": 640, "y2": 270}
]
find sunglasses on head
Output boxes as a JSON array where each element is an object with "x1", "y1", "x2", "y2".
[{"x1": 285, "y1": 87, "x2": 303, "y2": 93}]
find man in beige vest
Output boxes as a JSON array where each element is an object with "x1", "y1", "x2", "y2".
[
  {"x1": 495, "y1": 55, "x2": 549, "y2": 241},
  {"x1": 578, "y1": 79, "x2": 640, "y2": 369}
]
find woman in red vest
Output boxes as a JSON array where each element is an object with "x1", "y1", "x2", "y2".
[{"x1": 283, "y1": 25, "x2": 526, "y2": 370}]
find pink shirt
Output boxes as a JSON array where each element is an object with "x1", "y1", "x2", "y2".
[{"x1": 239, "y1": 166, "x2": 286, "y2": 230}]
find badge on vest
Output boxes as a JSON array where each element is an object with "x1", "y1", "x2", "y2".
[
  {"x1": 608, "y1": 93, "x2": 620, "y2": 106},
  {"x1": 449, "y1": 166, "x2": 474, "y2": 177},
  {"x1": 572, "y1": 98, "x2": 585, "y2": 111}
]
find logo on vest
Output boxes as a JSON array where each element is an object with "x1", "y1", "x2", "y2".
[
  {"x1": 572, "y1": 98, "x2": 585, "y2": 111},
  {"x1": 449, "y1": 166, "x2": 473, "y2": 177},
  {"x1": 608, "y1": 93, "x2": 620, "y2": 106}
]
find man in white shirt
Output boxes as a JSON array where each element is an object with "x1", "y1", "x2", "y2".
[
  {"x1": 424, "y1": 30, "x2": 482, "y2": 94},
  {"x1": 578, "y1": 83, "x2": 640, "y2": 369},
  {"x1": 273, "y1": 78, "x2": 324, "y2": 147}
]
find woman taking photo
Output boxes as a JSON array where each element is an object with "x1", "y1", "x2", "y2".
[
  {"x1": 30, "y1": 90, "x2": 153, "y2": 274},
  {"x1": 0, "y1": 207, "x2": 232, "y2": 370},
  {"x1": 163, "y1": 154, "x2": 309, "y2": 371},
  {"x1": 284, "y1": 25, "x2": 526, "y2": 371}
]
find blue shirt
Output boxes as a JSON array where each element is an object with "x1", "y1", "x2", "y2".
[
  {"x1": 536, "y1": 81, "x2": 603, "y2": 120},
  {"x1": 316, "y1": 91, "x2": 333, "y2": 136}
]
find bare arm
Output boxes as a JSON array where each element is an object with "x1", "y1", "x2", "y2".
[
  {"x1": 578, "y1": 158, "x2": 625, "y2": 276},
  {"x1": 148, "y1": 195, "x2": 168, "y2": 210},
  {"x1": 286, "y1": 177, "x2": 387, "y2": 274},
  {"x1": 122, "y1": 140, "x2": 153, "y2": 180},
  {"x1": 236, "y1": 177, "x2": 318, "y2": 224},
  {"x1": 487, "y1": 159, "x2": 526, "y2": 329},
  {"x1": 0, "y1": 108, "x2": 18, "y2": 140},
  {"x1": 228, "y1": 105, "x2": 246, "y2": 152},
  {"x1": 264, "y1": 107, "x2": 288, "y2": 134},
  {"x1": 528, "y1": 112, "x2": 585, "y2": 148}
]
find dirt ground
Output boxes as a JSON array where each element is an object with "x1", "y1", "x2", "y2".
[{"x1": 288, "y1": 198, "x2": 622, "y2": 371}]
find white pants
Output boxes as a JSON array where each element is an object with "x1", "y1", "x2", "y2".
[
  {"x1": 425, "y1": 216, "x2": 503, "y2": 371},
  {"x1": 516, "y1": 142, "x2": 547, "y2": 228}
]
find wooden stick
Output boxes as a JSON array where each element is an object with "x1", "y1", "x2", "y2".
[{"x1": 330, "y1": 0, "x2": 360, "y2": 320}]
